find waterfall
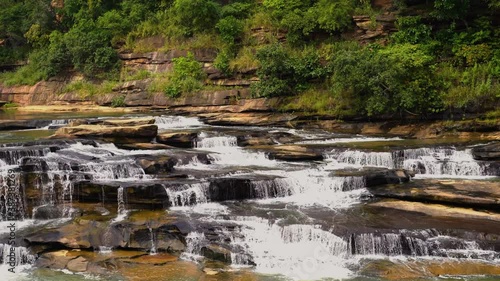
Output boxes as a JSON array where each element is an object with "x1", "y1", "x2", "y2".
[
  {"x1": 154, "y1": 115, "x2": 204, "y2": 130},
  {"x1": 165, "y1": 183, "x2": 210, "y2": 207},
  {"x1": 117, "y1": 186, "x2": 126, "y2": 215},
  {"x1": 226, "y1": 217, "x2": 352, "y2": 280},
  {"x1": 181, "y1": 232, "x2": 206, "y2": 261},
  {"x1": 326, "y1": 149, "x2": 395, "y2": 168},
  {"x1": 195, "y1": 136, "x2": 238, "y2": 148},
  {"x1": 194, "y1": 133, "x2": 275, "y2": 167},
  {"x1": 42, "y1": 119, "x2": 69, "y2": 129},
  {"x1": 349, "y1": 231, "x2": 498, "y2": 260},
  {"x1": 397, "y1": 148, "x2": 489, "y2": 177},
  {"x1": 0, "y1": 169, "x2": 24, "y2": 221},
  {"x1": 0, "y1": 244, "x2": 36, "y2": 266},
  {"x1": 148, "y1": 225, "x2": 157, "y2": 255},
  {"x1": 82, "y1": 160, "x2": 146, "y2": 180},
  {"x1": 0, "y1": 147, "x2": 52, "y2": 165}
]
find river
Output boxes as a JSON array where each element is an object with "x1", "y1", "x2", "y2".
[{"x1": 0, "y1": 112, "x2": 498, "y2": 280}]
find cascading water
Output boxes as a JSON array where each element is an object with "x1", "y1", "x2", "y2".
[
  {"x1": 194, "y1": 133, "x2": 275, "y2": 167},
  {"x1": 326, "y1": 149, "x2": 395, "y2": 168},
  {"x1": 0, "y1": 244, "x2": 36, "y2": 266},
  {"x1": 164, "y1": 182, "x2": 211, "y2": 207},
  {"x1": 154, "y1": 115, "x2": 204, "y2": 130},
  {"x1": 224, "y1": 217, "x2": 353, "y2": 280},
  {"x1": 181, "y1": 232, "x2": 206, "y2": 261},
  {"x1": 397, "y1": 148, "x2": 489, "y2": 177}
]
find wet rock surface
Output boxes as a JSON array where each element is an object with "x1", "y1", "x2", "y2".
[{"x1": 472, "y1": 141, "x2": 500, "y2": 161}]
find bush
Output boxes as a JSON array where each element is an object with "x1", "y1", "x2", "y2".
[
  {"x1": 111, "y1": 95, "x2": 126, "y2": 107},
  {"x1": 172, "y1": 0, "x2": 221, "y2": 36},
  {"x1": 392, "y1": 16, "x2": 432, "y2": 44},
  {"x1": 252, "y1": 44, "x2": 328, "y2": 97},
  {"x1": 216, "y1": 16, "x2": 244, "y2": 45},
  {"x1": 163, "y1": 53, "x2": 205, "y2": 98},
  {"x1": 329, "y1": 43, "x2": 442, "y2": 116}
]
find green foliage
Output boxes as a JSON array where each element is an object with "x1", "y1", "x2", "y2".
[
  {"x1": 217, "y1": 16, "x2": 244, "y2": 45},
  {"x1": 2, "y1": 102, "x2": 19, "y2": 108},
  {"x1": 163, "y1": 53, "x2": 205, "y2": 98},
  {"x1": 172, "y1": 0, "x2": 221, "y2": 36},
  {"x1": 439, "y1": 63, "x2": 498, "y2": 110},
  {"x1": 262, "y1": 0, "x2": 356, "y2": 44},
  {"x1": 392, "y1": 16, "x2": 432, "y2": 44},
  {"x1": 214, "y1": 50, "x2": 232, "y2": 76},
  {"x1": 252, "y1": 44, "x2": 328, "y2": 97},
  {"x1": 433, "y1": 0, "x2": 470, "y2": 20},
  {"x1": 330, "y1": 44, "x2": 442, "y2": 116},
  {"x1": 111, "y1": 95, "x2": 126, "y2": 107}
]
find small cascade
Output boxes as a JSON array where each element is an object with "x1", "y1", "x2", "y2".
[
  {"x1": 326, "y1": 149, "x2": 394, "y2": 168},
  {"x1": 349, "y1": 233, "x2": 409, "y2": 256},
  {"x1": 195, "y1": 136, "x2": 238, "y2": 149},
  {"x1": 154, "y1": 115, "x2": 204, "y2": 130},
  {"x1": 0, "y1": 169, "x2": 24, "y2": 221},
  {"x1": 97, "y1": 246, "x2": 113, "y2": 254},
  {"x1": 181, "y1": 232, "x2": 206, "y2": 261},
  {"x1": 396, "y1": 148, "x2": 489, "y2": 177},
  {"x1": 147, "y1": 225, "x2": 157, "y2": 255},
  {"x1": 0, "y1": 147, "x2": 52, "y2": 165},
  {"x1": 349, "y1": 231, "x2": 498, "y2": 260},
  {"x1": 43, "y1": 119, "x2": 69, "y2": 129},
  {"x1": 194, "y1": 133, "x2": 275, "y2": 167},
  {"x1": 0, "y1": 244, "x2": 36, "y2": 266},
  {"x1": 165, "y1": 182, "x2": 210, "y2": 207},
  {"x1": 226, "y1": 217, "x2": 352, "y2": 280},
  {"x1": 117, "y1": 186, "x2": 126, "y2": 216},
  {"x1": 82, "y1": 160, "x2": 146, "y2": 180}
]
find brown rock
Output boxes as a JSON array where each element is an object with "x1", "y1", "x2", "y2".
[
  {"x1": 67, "y1": 256, "x2": 89, "y2": 272},
  {"x1": 53, "y1": 124, "x2": 158, "y2": 140},
  {"x1": 156, "y1": 132, "x2": 197, "y2": 148}
]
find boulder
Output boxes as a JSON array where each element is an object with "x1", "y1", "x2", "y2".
[
  {"x1": 156, "y1": 132, "x2": 197, "y2": 148},
  {"x1": 136, "y1": 155, "x2": 176, "y2": 174},
  {"x1": 201, "y1": 244, "x2": 232, "y2": 263},
  {"x1": 265, "y1": 145, "x2": 324, "y2": 162},
  {"x1": 67, "y1": 256, "x2": 89, "y2": 272},
  {"x1": 472, "y1": 142, "x2": 500, "y2": 161}
]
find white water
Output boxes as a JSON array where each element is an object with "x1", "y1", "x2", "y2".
[
  {"x1": 297, "y1": 136, "x2": 403, "y2": 144},
  {"x1": 401, "y1": 148, "x2": 488, "y2": 177},
  {"x1": 181, "y1": 232, "x2": 206, "y2": 262},
  {"x1": 326, "y1": 149, "x2": 395, "y2": 168},
  {"x1": 226, "y1": 217, "x2": 353, "y2": 280},
  {"x1": 155, "y1": 115, "x2": 204, "y2": 130},
  {"x1": 194, "y1": 134, "x2": 277, "y2": 167},
  {"x1": 164, "y1": 182, "x2": 211, "y2": 207}
]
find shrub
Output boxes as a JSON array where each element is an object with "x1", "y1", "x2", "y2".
[
  {"x1": 111, "y1": 95, "x2": 126, "y2": 107},
  {"x1": 216, "y1": 16, "x2": 244, "y2": 45},
  {"x1": 252, "y1": 44, "x2": 328, "y2": 97},
  {"x1": 162, "y1": 53, "x2": 205, "y2": 98}
]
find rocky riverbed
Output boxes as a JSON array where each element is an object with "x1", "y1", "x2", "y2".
[{"x1": 0, "y1": 111, "x2": 498, "y2": 280}]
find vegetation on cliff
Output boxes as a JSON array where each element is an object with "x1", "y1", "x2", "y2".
[{"x1": 0, "y1": 0, "x2": 499, "y2": 118}]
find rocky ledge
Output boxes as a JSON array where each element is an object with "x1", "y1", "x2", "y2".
[{"x1": 368, "y1": 179, "x2": 500, "y2": 211}]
